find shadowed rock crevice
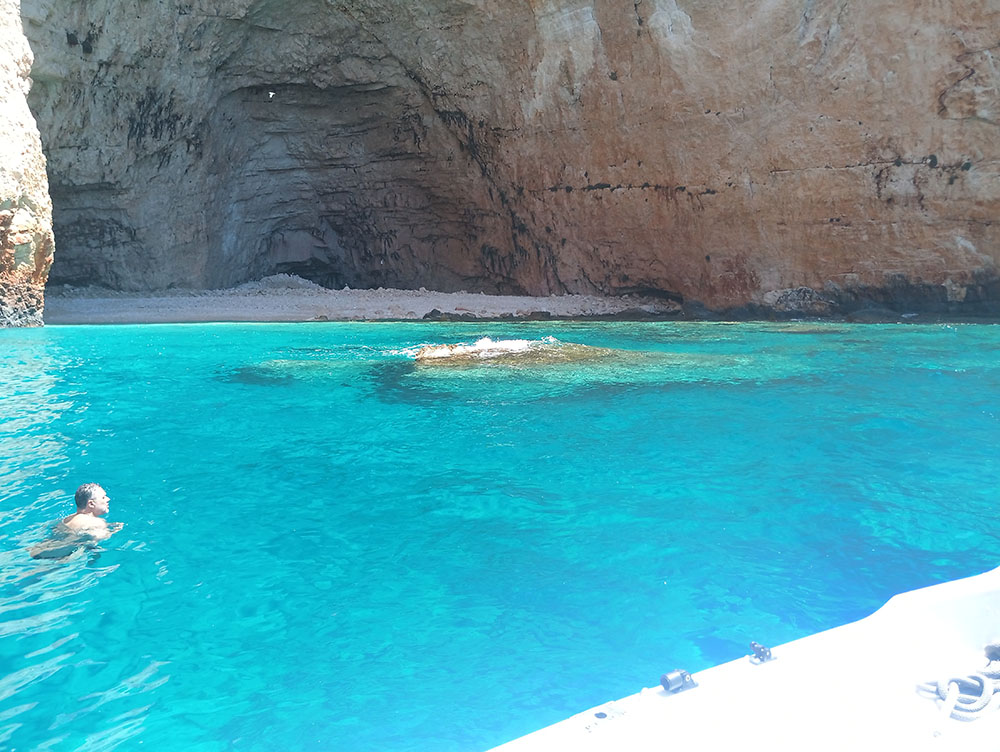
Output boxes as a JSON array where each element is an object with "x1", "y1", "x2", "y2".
[
  {"x1": 198, "y1": 81, "x2": 527, "y2": 293},
  {"x1": 29, "y1": 0, "x2": 540, "y2": 294}
]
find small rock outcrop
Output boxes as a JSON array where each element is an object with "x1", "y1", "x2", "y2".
[
  {"x1": 15, "y1": 0, "x2": 1000, "y2": 316},
  {"x1": 1, "y1": 0, "x2": 52, "y2": 327}
]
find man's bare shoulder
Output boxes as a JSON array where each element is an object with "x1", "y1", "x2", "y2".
[{"x1": 60, "y1": 514, "x2": 111, "y2": 539}]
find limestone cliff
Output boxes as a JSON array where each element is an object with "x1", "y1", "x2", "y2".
[
  {"x1": 1, "y1": 0, "x2": 52, "y2": 327},
  {"x1": 20, "y1": 0, "x2": 1000, "y2": 315}
]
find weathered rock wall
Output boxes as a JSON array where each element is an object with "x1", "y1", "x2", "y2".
[
  {"x1": 21, "y1": 0, "x2": 1000, "y2": 314},
  {"x1": 1, "y1": 0, "x2": 52, "y2": 327}
]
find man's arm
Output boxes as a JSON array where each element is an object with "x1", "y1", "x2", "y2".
[{"x1": 30, "y1": 539, "x2": 83, "y2": 559}]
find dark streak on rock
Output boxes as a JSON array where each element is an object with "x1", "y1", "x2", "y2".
[{"x1": 127, "y1": 87, "x2": 184, "y2": 148}]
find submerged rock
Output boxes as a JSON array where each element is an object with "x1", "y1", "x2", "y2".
[
  {"x1": 413, "y1": 337, "x2": 616, "y2": 366},
  {"x1": 846, "y1": 308, "x2": 905, "y2": 324}
]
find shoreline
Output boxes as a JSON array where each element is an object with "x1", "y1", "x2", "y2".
[
  {"x1": 41, "y1": 276, "x2": 679, "y2": 325},
  {"x1": 40, "y1": 276, "x2": 1000, "y2": 326}
]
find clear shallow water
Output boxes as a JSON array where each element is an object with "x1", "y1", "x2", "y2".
[{"x1": 1, "y1": 321, "x2": 998, "y2": 751}]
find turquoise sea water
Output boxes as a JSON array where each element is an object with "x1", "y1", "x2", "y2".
[{"x1": 1, "y1": 321, "x2": 998, "y2": 750}]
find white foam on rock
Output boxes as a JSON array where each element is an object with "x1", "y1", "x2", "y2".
[{"x1": 414, "y1": 337, "x2": 544, "y2": 360}]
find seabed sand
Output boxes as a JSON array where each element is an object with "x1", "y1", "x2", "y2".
[{"x1": 43, "y1": 274, "x2": 673, "y2": 325}]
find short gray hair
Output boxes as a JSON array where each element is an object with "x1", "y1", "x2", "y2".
[{"x1": 75, "y1": 483, "x2": 103, "y2": 509}]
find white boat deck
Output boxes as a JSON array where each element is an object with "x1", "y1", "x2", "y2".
[{"x1": 490, "y1": 566, "x2": 1000, "y2": 751}]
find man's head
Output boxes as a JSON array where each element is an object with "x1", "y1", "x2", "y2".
[{"x1": 75, "y1": 483, "x2": 110, "y2": 516}]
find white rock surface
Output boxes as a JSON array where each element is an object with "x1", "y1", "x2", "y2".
[{"x1": 0, "y1": 0, "x2": 52, "y2": 326}]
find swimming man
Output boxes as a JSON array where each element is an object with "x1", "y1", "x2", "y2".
[{"x1": 30, "y1": 483, "x2": 122, "y2": 559}]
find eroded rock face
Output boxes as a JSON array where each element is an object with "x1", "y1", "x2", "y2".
[
  {"x1": 21, "y1": 0, "x2": 1000, "y2": 314},
  {"x1": 1, "y1": 0, "x2": 53, "y2": 327}
]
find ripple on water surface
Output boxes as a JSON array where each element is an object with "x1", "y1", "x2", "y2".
[{"x1": 0, "y1": 321, "x2": 998, "y2": 751}]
